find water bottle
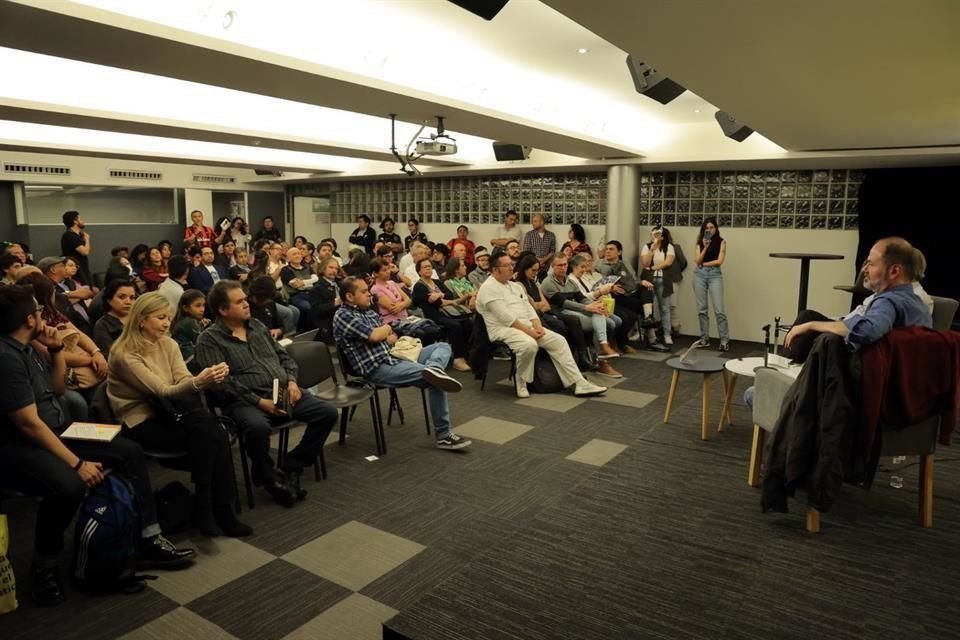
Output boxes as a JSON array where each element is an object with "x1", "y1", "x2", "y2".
[{"x1": 889, "y1": 456, "x2": 906, "y2": 489}]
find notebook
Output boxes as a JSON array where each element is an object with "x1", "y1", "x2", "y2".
[{"x1": 61, "y1": 422, "x2": 121, "y2": 442}]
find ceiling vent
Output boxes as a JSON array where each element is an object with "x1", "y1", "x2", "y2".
[
  {"x1": 109, "y1": 168, "x2": 163, "y2": 181},
  {"x1": 3, "y1": 162, "x2": 71, "y2": 176},
  {"x1": 193, "y1": 173, "x2": 237, "y2": 184}
]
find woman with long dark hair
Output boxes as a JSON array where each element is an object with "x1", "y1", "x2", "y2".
[
  {"x1": 93, "y1": 278, "x2": 137, "y2": 358},
  {"x1": 693, "y1": 216, "x2": 729, "y2": 351},
  {"x1": 411, "y1": 258, "x2": 472, "y2": 371},
  {"x1": 567, "y1": 224, "x2": 592, "y2": 256},
  {"x1": 640, "y1": 225, "x2": 676, "y2": 346}
]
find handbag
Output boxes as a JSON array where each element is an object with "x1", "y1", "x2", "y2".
[
  {"x1": 0, "y1": 514, "x2": 17, "y2": 615},
  {"x1": 58, "y1": 325, "x2": 100, "y2": 389},
  {"x1": 390, "y1": 336, "x2": 423, "y2": 363},
  {"x1": 440, "y1": 303, "x2": 472, "y2": 318}
]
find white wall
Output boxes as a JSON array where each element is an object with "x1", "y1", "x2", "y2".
[
  {"x1": 185, "y1": 188, "x2": 214, "y2": 225},
  {"x1": 323, "y1": 222, "x2": 859, "y2": 343},
  {"x1": 293, "y1": 196, "x2": 332, "y2": 245}
]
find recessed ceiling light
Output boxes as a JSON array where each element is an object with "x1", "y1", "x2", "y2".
[
  {"x1": 694, "y1": 109, "x2": 700, "y2": 113},
  {"x1": 577, "y1": 48, "x2": 589, "y2": 54}
]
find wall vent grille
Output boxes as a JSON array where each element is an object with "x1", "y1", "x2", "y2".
[
  {"x1": 3, "y1": 162, "x2": 71, "y2": 176},
  {"x1": 193, "y1": 173, "x2": 236, "y2": 184},
  {"x1": 109, "y1": 169, "x2": 162, "y2": 181}
]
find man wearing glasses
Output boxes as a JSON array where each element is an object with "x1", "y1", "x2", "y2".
[{"x1": 476, "y1": 253, "x2": 607, "y2": 399}]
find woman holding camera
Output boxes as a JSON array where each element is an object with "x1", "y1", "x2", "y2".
[{"x1": 693, "y1": 217, "x2": 729, "y2": 351}]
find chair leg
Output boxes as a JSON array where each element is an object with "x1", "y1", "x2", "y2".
[
  {"x1": 480, "y1": 366, "x2": 487, "y2": 391},
  {"x1": 806, "y1": 507, "x2": 820, "y2": 533},
  {"x1": 372, "y1": 391, "x2": 386, "y2": 456},
  {"x1": 316, "y1": 446, "x2": 327, "y2": 481},
  {"x1": 919, "y1": 454, "x2": 934, "y2": 528},
  {"x1": 392, "y1": 388, "x2": 405, "y2": 424},
  {"x1": 663, "y1": 370, "x2": 680, "y2": 423},
  {"x1": 370, "y1": 396, "x2": 385, "y2": 456},
  {"x1": 748, "y1": 425, "x2": 765, "y2": 487},
  {"x1": 349, "y1": 405, "x2": 358, "y2": 422},
  {"x1": 420, "y1": 389, "x2": 431, "y2": 436},
  {"x1": 339, "y1": 408, "x2": 349, "y2": 446},
  {"x1": 237, "y1": 436, "x2": 255, "y2": 509}
]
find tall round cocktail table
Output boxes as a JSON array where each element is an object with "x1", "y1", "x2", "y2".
[
  {"x1": 769, "y1": 252, "x2": 844, "y2": 313},
  {"x1": 663, "y1": 355, "x2": 728, "y2": 441}
]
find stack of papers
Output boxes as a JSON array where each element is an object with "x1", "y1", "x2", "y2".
[{"x1": 61, "y1": 422, "x2": 121, "y2": 442}]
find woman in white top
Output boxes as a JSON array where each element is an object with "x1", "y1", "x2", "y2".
[
  {"x1": 567, "y1": 253, "x2": 623, "y2": 357},
  {"x1": 640, "y1": 225, "x2": 676, "y2": 346}
]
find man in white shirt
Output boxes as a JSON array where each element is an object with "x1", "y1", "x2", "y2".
[
  {"x1": 476, "y1": 253, "x2": 607, "y2": 399},
  {"x1": 402, "y1": 244, "x2": 437, "y2": 284},
  {"x1": 490, "y1": 210, "x2": 523, "y2": 248}
]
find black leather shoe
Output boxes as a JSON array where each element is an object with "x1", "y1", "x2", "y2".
[
  {"x1": 31, "y1": 565, "x2": 66, "y2": 606},
  {"x1": 214, "y1": 505, "x2": 254, "y2": 537},
  {"x1": 137, "y1": 535, "x2": 196, "y2": 570},
  {"x1": 263, "y1": 477, "x2": 297, "y2": 507},
  {"x1": 280, "y1": 470, "x2": 308, "y2": 501}
]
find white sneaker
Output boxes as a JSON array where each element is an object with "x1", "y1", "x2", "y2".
[
  {"x1": 515, "y1": 379, "x2": 530, "y2": 399},
  {"x1": 664, "y1": 336, "x2": 674, "y2": 346},
  {"x1": 421, "y1": 367, "x2": 463, "y2": 393},
  {"x1": 573, "y1": 379, "x2": 607, "y2": 397}
]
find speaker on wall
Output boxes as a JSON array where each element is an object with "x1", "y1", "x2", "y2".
[
  {"x1": 714, "y1": 111, "x2": 754, "y2": 142},
  {"x1": 254, "y1": 169, "x2": 284, "y2": 177},
  {"x1": 492, "y1": 141, "x2": 531, "y2": 161},
  {"x1": 625, "y1": 55, "x2": 686, "y2": 105},
  {"x1": 446, "y1": 0, "x2": 510, "y2": 21}
]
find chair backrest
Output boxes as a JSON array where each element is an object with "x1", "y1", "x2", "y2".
[
  {"x1": 752, "y1": 367, "x2": 796, "y2": 432},
  {"x1": 930, "y1": 296, "x2": 959, "y2": 332},
  {"x1": 293, "y1": 328, "x2": 319, "y2": 343},
  {"x1": 285, "y1": 341, "x2": 337, "y2": 388},
  {"x1": 89, "y1": 382, "x2": 116, "y2": 423}
]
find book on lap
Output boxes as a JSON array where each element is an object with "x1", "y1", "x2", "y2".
[{"x1": 61, "y1": 422, "x2": 121, "y2": 442}]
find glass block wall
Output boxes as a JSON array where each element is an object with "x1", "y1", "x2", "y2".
[{"x1": 290, "y1": 168, "x2": 864, "y2": 230}]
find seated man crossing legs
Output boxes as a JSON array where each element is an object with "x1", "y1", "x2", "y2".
[
  {"x1": 333, "y1": 276, "x2": 472, "y2": 451},
  {"x1": 476, "y1": 253, "x2": 607, "y2": 399}
]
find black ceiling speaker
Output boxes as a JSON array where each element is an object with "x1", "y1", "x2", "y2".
[
  {"x1": 254, "y1": 169, "x2": 284, "y2": 177},
  {"x1": 625, "y1": 55, "x2": 686, "y2": 105},
  {"x1": 447, "y1": 0, "x2": 510, "y2": 20},
  {"x1": 714, "y1": 111, "x2": 754, "y2": 142},
  {"x1": 492, "y1": 141, "x2": 531, "y2": 161}
]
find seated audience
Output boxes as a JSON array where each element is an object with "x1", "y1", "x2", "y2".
[
  {"x1": 250, "y1": 249, "x2": 298, "y2": 335},
  {"x1": 62, "y1": 257, "x2": 94, "y2": 302},
  {"x1": 253, "y1": 216, "x2": 282, "y2": 244},
  {"x1": 404, "y1": 218, "x2": 429, "y2": 254},
  {"x1": 505, "y1": 239, "x2": 522, "y2": 268},
  {"x1": 370, "y1": 258, "x2": 411, "y2": 324},
  {"x1": 107, "y1": 292, "x2": 250, "y2": 537},
  {"x1": 910, "y1": 248, "x2": 935, "y2": 314},
  {"x1": 490, "y1": 209, "x2": 522, "y2": 248},
  {"x1": 0, "y1": 285, "x2": 196, "y2": 606},
  {"x1": 349, "y1": 214, "x2": 377, "y2": 256},
  {"x1": 333, "y1": 276, "x2": 472, "y2": 450},
  {"x1": 431, "y1": 243, "x2": 450, "y2": 272},
  {"x1": 568, "y1": 254, "x2": 634, "y2": 355},
  {"x1": 230, "y1": 247, "x2": 251, "y2": 282},
  {"x1": 516, "y1": 254, "x2": 608, "y2": 376},
  {"x1": 376, "y1": 217, "x2": 404, "y2": 255},
  {"x1": 140, "y1": 247, "x2": 168, "y2": 291},
  {"x1": 468, "y1": 247, "x2": 492, "y2": 288},
  {"x1": 411, "y1": 258, "x2": 473, "y2": 372},
  {"x1": 93, "y1": 278, "x2": 137, "y2": 357},
  {"x1": 172, "y1": 289, "x2": 209, "y2": 363},
  {"x1": 566, "y1": 223, "x2": 592, "y2": 256},
  {"x1": 188, "y1": 246, "x2": 229, "y2": 295},
  {"x1": 441, "y1": 256, "x2": 478, "y2": 306},
  {"x1": 39, "y1": 256, "x2": 93, "y2": 336},
  {"x1": 215, "y1": 239, "x2": 238, "y2": 271},
  {"x1": 376, "y1": 245, "x2": 411, "y2": 288},
  {"x1": 308, "y1": 257, "x2": 342, "y2": 343},
  {"x1": 130, "y1": 243, "x2": 150, "y2": 277},
  {"x1": 0, "y1": 252, "x2": 22, "y2": 285},
  {"x1": 476, "y1": 253, "x2": 607, "y2": 399},
  {"x1": 158, "y1": 254, "x2": 190, "y2": 313},
  {"x1": 195, "y1": 281, "x2": 338, "y2": 506},
  {"x1": 89, "y1": 262, "x2": 135, "y2": 326},
  {"x1": 447, "y1": 225, "x2": 476, "y2": 268},
  {"x1": 247, "y1": 276, "x2": 285, "y2": 340},
  {"x1": 280, "y1": 247, "x2": 317, "y2": 329}
]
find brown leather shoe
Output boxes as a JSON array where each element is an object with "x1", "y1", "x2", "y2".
[
  {"x1": 621, "y1": 345, "x2": 639, "y2": 355},
  {"x1": 598, "y1": 342, "x2": 620, "y2": 359},
  {"x1": 595, "y1": 360, "x2": 623, "y2": 378}
]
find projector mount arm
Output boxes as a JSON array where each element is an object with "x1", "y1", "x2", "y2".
[{"x1": 389, "y1": 113, "x2": 421, "y2": 176}]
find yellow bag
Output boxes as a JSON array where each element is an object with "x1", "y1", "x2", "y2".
[
  {"x1": 0, "y1": 514, "x2": 18, "y2": 615},
  {"x1": 602, "y1": 295, "x2": 616, "y2": 316}
]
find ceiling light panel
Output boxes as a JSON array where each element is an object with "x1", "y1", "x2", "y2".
[
  {"x1": 0, "y1": 47, "x2": 492, "y2": 161},
  {"x1": 66, "y1": 0, "x2": 669, "y2": 151},
  {"x1": 0, "y1": 119, "x2": 370, "y2": 171}
]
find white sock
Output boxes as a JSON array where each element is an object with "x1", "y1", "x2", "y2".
[{"x1": 643, "y1": 303, "x2": 653, "y2": 317}]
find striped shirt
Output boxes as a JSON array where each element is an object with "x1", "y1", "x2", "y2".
[
  {"x1": 194, "y1": 318, "x2": 297, "y2": 407},
  {"x1": 333, "y1": 304, "x2": 396, "y2": 376}
]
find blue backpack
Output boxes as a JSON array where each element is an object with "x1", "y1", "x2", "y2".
[{"x1": 72, "y1": 475, "x2": 150, "y2": 594}]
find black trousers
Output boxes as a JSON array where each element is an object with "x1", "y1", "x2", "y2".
[
  {"x1": 542, "y1": 311, "x2": 591, "y2": 365},
  {"x1": 782, "y1": 309, "x2": 833, "y2": 364},
  {"x1": 0, "y1": 436, "x2": 158, "y2": 557},
  {"x1": 226, "y1": 393, "x2": 337, "y2": 482},
  {"x1": 122, "y1": 411, "x2": 236, "y2": 506},
  {"x1": 433, "y1": 314, "x2": 471, "y2": 358}
]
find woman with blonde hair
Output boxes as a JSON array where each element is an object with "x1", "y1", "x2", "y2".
[{"x1": 107, "y1": 292, "x2": 252, "y2": 537}]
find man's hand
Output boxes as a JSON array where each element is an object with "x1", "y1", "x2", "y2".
[
  {"x1": 270, "y1": 328, "x2": 284, "y2": 340},
  {"x1": 77, "y1": 460, "x2": 104, "y2": 487},
  {"x1": 784, "y1": 322, "x2": 811, "y2": 349},
  {"x1": 641, "y1": 280, "x2": 654, "y2": 290},
  {"x1": 91, "y1": 352, "x2": 108, "y2": 378},
  {"x1": 257, "y1": 398, "x2": 287, "y2": 417},
  {"x1": 529, "y1": 325, "x2": 545, "y2": 338},
  {"x1": 612, "y1": 284, "x2": 626, "y2": 296},
  {"x1": 386, "y1": 333, "x2": 398, "y2": 346},
  {"x1": 291, "y1": 278, "x2": 305, "y2": 289},
  {"x1": 287, "y1": 381, "x2": 302, "y2": 407}
]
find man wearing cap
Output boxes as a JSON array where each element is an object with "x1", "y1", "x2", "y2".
[
  {"x1": 491, "y1": 210, "x2": 523, "y2": 248},
  {"x1": 376, "y1": 218, "x2": 403, "y2": 255},
  {"x1": 39, "y1": 256, "x2": 93, "y2": 336},
  {"x1": 469, "y1": 247, "x2": 492, "y2": 288}
]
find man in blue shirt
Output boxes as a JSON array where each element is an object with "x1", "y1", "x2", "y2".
[
  {"x1": 333, "y1": 277, "x2": 472, "y2": 450},
  {"x1": 784, "y1": 236, "x2": 932, "y2": 361}
]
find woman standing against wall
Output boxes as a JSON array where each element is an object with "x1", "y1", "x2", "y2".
[{"x1": 693, "y1": 217, "x2": 729, "y2": 351}]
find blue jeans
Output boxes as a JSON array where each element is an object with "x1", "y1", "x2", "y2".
[
  {"x1": 288, "y1": 294, "x2": 313, "y2": 331},
  {"x1": 367, "y1": 342, "x2": 453, "y2": 440},
  {"x1": 276, "y1": 303, "x2": 300, "y2": 335},
  {"x1": 653, "y1": 276, "x2": 671, "y2": 338},
  {"x1": 693, "y1": 266, "x2": 729, "y2": 343}
]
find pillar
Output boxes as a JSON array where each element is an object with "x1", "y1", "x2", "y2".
[{"x1": 606, "y1": 165, "x2": 641, "y2": 272}]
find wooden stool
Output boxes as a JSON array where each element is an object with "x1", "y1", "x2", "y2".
[{"x1": 663, "y1": 355, "x2": 728, "y2": 440}]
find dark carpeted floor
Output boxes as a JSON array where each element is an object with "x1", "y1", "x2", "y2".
[{"x1": 2, "y1": 336, "x2": 959, "y2": 640}]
